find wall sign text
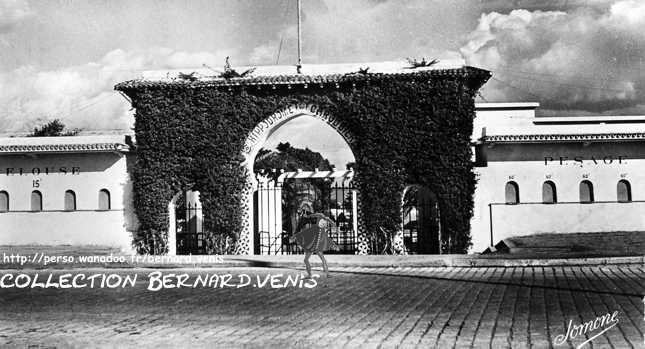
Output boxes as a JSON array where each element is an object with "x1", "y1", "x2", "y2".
[
  {"x1": 544, "y1": 156, "x2": 627, "y2": 166},
  {"x1": 4, "y1": 167, "x2": 80, "y2": 176}
]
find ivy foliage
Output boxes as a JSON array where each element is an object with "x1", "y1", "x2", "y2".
[
  {"x1": 255, "y1": 142, "x2": 333, "y2": 174},
  {"x1": 120, "y1": 74, "x2": 483, "y2": 254}
]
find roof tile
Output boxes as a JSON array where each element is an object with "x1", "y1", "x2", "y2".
[
  {"x1": 115, "y1": 67, "x2": 491, "y2": 91},
  {"x1": 482, "y1": 133, "x2": 645, "y2": 143},
  {"x1": 0, "y1": 143, "x2": 130, "y2": 154}
]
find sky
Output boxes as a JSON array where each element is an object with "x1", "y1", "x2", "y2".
[{"x1": 1, "y1": 0, "x2": 645, "y2": 166}]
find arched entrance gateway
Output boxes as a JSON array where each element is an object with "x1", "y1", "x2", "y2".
[
  {"x1": 115, "y1": 61, "x2": 490, "y2": 255},
  {"x1": 242, "y1": 105, "x2": 363, "y2": 255}
]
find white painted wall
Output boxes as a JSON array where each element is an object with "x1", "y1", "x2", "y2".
[
  {"x1": 471, "y1": 156, "x2": 645, "y2": 253},
  {"x1": 0, "y1": 211, "x2": 133, "y2": 247}
]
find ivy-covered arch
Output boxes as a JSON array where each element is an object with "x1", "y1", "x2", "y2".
[{"x1": 116, "y1": 66, "x2": 490, "y2": 254}]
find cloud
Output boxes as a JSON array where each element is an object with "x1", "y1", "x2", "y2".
[
  {"x1": 248, "y1": 0, "x2": 473, "y2": 66},
  {"x1": 249, "y1": 41, "x2": 280, "y2": 66},
  {"x1": 461, "y1": 0, "x2": 645, "y2": 114},
  {"x1": 0, "y1": 47, "x2": 235, "y2": 134},
  {"x1": 478, "y1": 0, "x2": 615, "y2": 13},
  {"x1": 0, "y1": 0, "x2": 31, "y2": 33}
]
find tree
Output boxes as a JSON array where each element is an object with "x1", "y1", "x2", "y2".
[
  {"x1": 255, "y1": 142, "x2": 334, "y2": 234},
  {"x1": 255, "y1": 142, "x2": 333, "y2": 173},
  {"x1": 30, "y1": 119, "x2": 79, "y2": 137}
]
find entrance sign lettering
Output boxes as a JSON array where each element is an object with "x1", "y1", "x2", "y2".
[{"x1": 243, "y1": 104, "x2": 354, "y2": 154}]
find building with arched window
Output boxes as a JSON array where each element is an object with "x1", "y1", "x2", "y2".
[
  {"x1": 0, "y1": 135, "x2": 135, "y2": 249},
  {"x1": 472, "y1": 102, "x2": 645, "y2": 253}
]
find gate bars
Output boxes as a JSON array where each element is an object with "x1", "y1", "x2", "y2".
[{"x1": 255, "y1": 169, "x2": 358, "y2": 255}]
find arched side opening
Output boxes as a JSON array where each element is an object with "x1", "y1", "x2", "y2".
[
  {"x1": 401, "y1": 185, "x2": 441, "y2": 254},
  {"x1": 168, "y1": 190, "x2": 204, "y2": 255}
]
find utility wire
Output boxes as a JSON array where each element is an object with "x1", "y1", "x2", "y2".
[{"x1": 72, "y1": 94, "x2": 115, "y2": 113}]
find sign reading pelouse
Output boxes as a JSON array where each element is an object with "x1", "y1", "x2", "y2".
[{"x1": 4, "y1": 167, "x2": 81, "y2": 175}]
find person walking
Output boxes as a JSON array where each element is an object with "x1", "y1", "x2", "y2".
[{"x1": 289, "y1": 213, "x2": 339, "y2": 278}]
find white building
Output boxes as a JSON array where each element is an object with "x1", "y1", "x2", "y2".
[
  {"x1": 2, "y1": 103, "x2": 645, "y2": 254},
  {"x1": 0, "y1": 135, "x2": 136, "y2": 250},
  {"x1": 471, "y1": 103, "x2": 645, "y2": 252}
]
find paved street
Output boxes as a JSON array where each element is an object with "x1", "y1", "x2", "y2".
[{"x1": 0, "y1": 265, "x2": 643, "y2": 348}]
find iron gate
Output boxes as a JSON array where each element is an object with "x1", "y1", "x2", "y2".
[
  {"x1": 175, "y1": 201, "x2": 205, "y2": 255},
  {"x1": 401, "y1": 196, "x2": 442, "y2": 254},
  {"x1": 255, "y1": 179, "x2": 358, "y2": 255}
]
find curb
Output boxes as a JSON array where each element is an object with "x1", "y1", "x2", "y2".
[{"x1": 1, "y1": 255, "x2": 643, "y2": 270}]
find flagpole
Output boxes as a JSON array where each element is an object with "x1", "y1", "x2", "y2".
[{"x1": 296, "y1": 0, "x2": 302, "y2": 73}]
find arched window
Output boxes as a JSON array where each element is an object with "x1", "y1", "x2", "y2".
[
  {"x1": 31, "y1": 190, "x2": 42, "y2": 211},
  {"x1": 98, "y1": 189, "x2": 111, "y2": 210},
  {"x1": 617, "y1": 180, "x2": 632, "y2": 202},
  {"x1": 579, "y1": 181, "x2": 594, "y2": 203},
  {"x1": 542, "y1": 181, "x2": 557, "y2": 204},
  {"x1": 0, "y1": 191, "x2": 8, "y2": 212},
  {"x1": 505, "y1": 181, "x2": 519, "y2": 204},
  {"x1": 64, "y1": 190, "x2": 76, "y2": 211}
]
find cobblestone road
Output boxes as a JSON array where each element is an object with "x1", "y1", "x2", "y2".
[{"x1": 0, "y1": 265, "x2": 643, "y2": 348}]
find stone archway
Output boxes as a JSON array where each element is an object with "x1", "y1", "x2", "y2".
[
  {"x1": 116, "y1": 65, "x2": 490, "y2": 255},
  {"x1": 237, "y1": 104, "x2": 365, "y2": 255}
]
